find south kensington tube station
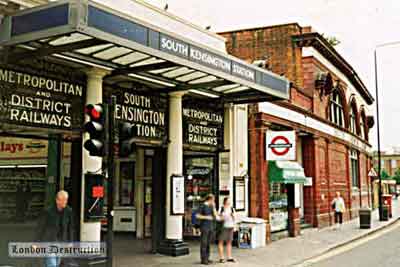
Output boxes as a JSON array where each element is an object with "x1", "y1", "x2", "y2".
[{"x1": 0, "y1": 0, "x2": 289, "y2": 265}]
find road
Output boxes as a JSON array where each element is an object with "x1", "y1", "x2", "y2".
[{"x1": 304, "y1": 221, "x2": 400, "y2": 267}]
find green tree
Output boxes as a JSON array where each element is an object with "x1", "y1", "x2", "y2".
[
  {"x1": 393, "y1": 168, "x2": 400, "y2": 184},
  {"x1": 381, "y1": 169, "x2": 390, "y2": 179}
]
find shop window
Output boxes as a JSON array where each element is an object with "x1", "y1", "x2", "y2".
[
  {"x1": 0, "y1": 165, "x2": 47, "y2": 223},
  {"x1": 391, "y1": 159, "x2": 397, "y2": 169},
  {"x1": 269, "y1": 182, "x2": 288, "y2": 232},
  {"x1": 350, "y1": 150, "x2": 359, "y2": 188},
  {"x1": 329, "y1": 90, "x2": 344, "y2": 127},
  {"x1": 119, "y1": 162, "x2": 135, "y2": 206},
  {"x1": 183, "y1": 156, "x2": 215, "y2": 237}
]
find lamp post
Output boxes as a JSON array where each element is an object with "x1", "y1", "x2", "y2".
[{"x1": 375, "y1": 41, "x2": 400, "y2": 221}]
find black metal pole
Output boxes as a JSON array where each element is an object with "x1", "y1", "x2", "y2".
[
  {"x1": 374, "y1": 49, "x2": 383, "y2": 221},
  {"x1": 106, "y1": 96, "x2": 116, "y2": 267}
]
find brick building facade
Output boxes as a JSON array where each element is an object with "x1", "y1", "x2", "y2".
[{"x1": 220, "y1": 23, "x2": 375, "y2": 240}]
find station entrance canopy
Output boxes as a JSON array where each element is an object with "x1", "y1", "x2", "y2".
[{"x1": 0, "y1": 0, "x2": 290, "y2": 103}]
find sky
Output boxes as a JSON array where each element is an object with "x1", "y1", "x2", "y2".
[{"x1": 144, "y1": 0, "x2": 400, "y2": 151}]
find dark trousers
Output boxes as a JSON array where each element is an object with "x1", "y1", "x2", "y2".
[
  {"x1": 334, "y1": 212, "x2": 343, "y2": 224},
  {"x1": 200, "y1": 228, "x2": 213, "y2": 263}
]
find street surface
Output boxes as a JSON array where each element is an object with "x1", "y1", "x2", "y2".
[{"x1": 303, "y1": 221, "x2": 400, "y2": 267}]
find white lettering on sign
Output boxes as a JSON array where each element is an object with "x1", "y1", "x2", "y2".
[
  {"x1": 232, "y1": 63, "x2": 255, "y2": 81},
  {"x1": 160, "y1": 36, "x2": 189, "y2": 57},
  {"x1": 0, "y1": 69, "x2": 83, "y2": 96},
  {"x1": 188, "y1": 123, "x2": 218, "y2": 146},
  {"x1": 8, "y1": 93, "x2": 72, "y2": 128},
  {"x1": 114, "y1": 92, "x2": 166, "y2": 139},
  {"x1": 190, "y1": 47, "x2": 231, "y2": 72},
  {"x1": 183, "y1": 107, "x2": 223, "y2": 147},
  {"x1": 182, "y1": 108, "x2": 223, "y2": 123},
  {"x1": 266, "y1": 131, "x2": 296, "y2": 161}
]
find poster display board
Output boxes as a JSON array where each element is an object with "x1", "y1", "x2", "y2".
[
  {"x1": 234, "y1": 176, "x2": 246, "y2": 211},
  {"x1": 171, "y1": 175, "x2": 185, "y2": 215}
]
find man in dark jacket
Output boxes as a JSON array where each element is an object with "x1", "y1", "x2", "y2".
[
  {"x1": 196, "y1": 194, "x2": 220, "y2": 265},
  {"x1": 35, "y1": 190, "x2": 74, "y2": 267}
]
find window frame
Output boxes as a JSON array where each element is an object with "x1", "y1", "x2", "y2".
[
  {"x1": 329, "y1": 90, "x2": 345, "y2": 127},
  {"x1": 350, "y1": 149, "x2": 360, "y2": 188},
  {"x1": 349, "y1": 105, "x2": 357, "y2": 134}
]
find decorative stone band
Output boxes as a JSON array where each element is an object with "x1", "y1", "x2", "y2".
[{"x1": 259, "y1": 102, "x2": 372, "y2": 153}]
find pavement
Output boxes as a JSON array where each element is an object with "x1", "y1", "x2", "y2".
[
  {"x1": 114, "y1": 199, "x2": 400, "y2": 267},
  {"x1": 1, "y1": 200, "x2": 399, "y2": 267},
  {"x1": 303, "y1": 218, "x2": 400, "y2": 267}
]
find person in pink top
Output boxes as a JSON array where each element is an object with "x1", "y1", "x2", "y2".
[{"x1": 218, "y1": 197, "x2": 236, "y2": 263}]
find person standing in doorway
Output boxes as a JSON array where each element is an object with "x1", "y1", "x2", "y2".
[
  {"x1": 196, "y1": 194, "x2": 220, "y2": 265},
  {"x1": 331, "y1": 191, "x2": 346, "y2": 229},
  {"x1": 218, "y1": 197, "x2": 236, "y2": 263},
  {"x1": 35, "y1": 190, "x2": 74, "y2": 267}
]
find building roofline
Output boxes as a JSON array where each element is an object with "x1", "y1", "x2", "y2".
[
  {"x1": 218, "y1": 22, "x2": 303, "y2": 35},
  {"x1": 293, "y1": 32, "x2": 374, "y2": 105}
]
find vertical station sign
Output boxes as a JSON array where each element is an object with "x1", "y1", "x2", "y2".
[
  {"x1": 182, "y1": 99, "x2": 224, "y2": 149},
  {"x1": 108, "y1": 86, "x2": 168, "y2": 142}
]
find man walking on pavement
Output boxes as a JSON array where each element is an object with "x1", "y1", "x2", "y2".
[
  {"x1": 331, "y1": 191, "x2": 346, "y2": 230},
  {"x1": 35, "y1": 190, "x2": 75, "y2": 267},
  {"x1": 196, "y1": 194, "x2": 221, "y2": 265}
]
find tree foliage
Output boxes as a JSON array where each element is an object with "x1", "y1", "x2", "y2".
[
  {"x1": 381, "y1": 169, "x2": 390, "y2": 179},
  {"x1": 393, "y1": 168, "x2": 400, "y2": 184},
  {"x1": 321, "y1": 33, "x2": 341, "y2": 47}
]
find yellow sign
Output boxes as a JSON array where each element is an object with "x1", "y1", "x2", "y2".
[{"x1": 0, "y1": 137, "x2": 48, "y2": 159}]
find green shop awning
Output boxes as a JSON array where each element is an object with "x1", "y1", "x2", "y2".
[{"x1": 268, "y1": 161, "x2": 306, "y2": 184}]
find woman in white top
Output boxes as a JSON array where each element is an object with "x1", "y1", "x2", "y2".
[
  {"x1": 218, "y1": 197, "x2": 236, "y2": 263},
  {"x1": 331, "y1": 191, "x2": 346, "y2": 229}
]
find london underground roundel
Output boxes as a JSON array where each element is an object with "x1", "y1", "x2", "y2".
[{"x1": 266, "y1": 131, "x2": 296, "y2": 161}]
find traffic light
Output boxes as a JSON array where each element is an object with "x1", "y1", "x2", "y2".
[
  {"x1": 119, "y1": 122, "x2": 136, "y2": 157},
  {"x1": 84, "y1": 104, "x2": 105, "y2": 157}
]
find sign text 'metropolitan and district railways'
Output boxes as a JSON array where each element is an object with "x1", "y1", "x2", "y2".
[
  {"x1": 0, "y1": 68, "x2": 84, "y2": 130},
  {"x1": 182, "y1": 106, "x2": 223, "y2": 147}
]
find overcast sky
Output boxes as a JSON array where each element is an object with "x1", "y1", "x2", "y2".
[{"x1": 145, "y1": 0, "x2": 400, "y2": 151}]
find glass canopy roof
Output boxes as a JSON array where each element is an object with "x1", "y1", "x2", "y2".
[{"x1": 0, "y1": 0, "x2": 290, "y2": 103}]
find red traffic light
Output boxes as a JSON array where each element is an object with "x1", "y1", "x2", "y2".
[{"x1": 85, "y1": 104, "x2": 103, "y2": 120}]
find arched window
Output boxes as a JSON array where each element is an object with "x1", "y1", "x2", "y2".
[
  {"x1": 360, "y1": 116, "x2": 365, "y2": 139},
  {"x1": 360, "y1": 109, "x2": 368, "y2": 141},
  {"x1": 349, "y1": 105, "x2": 357, "y2": 134},
  {"x1": 329, "y1": 90, "x2": 344, "y2": 127}
]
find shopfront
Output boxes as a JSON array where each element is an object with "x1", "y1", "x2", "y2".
[
  {"x1": 0, "y1": 0, "x2": 290, "y2": 259},
  {"x1": 268, "y1": 161, "x2": 306, "y2": 235},
  {"x1": 0, "y1": 59, "x2": 86, "y2": 265},
  {"x1": 182, "y1": 98, "x2": 223, "y2": 237}
]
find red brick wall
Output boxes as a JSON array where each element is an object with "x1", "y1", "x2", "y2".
[
  {"x1": 291, "y1": 87, "x2": 313, "y2": 111},
  {"x1": 220, "y1": 23, "x2": 305, "y2": 89},
  {"x1": 302, "y1": 136, "x2": 317, "y2": 226},
  {"x1": 233, "y1": 24, "x2": 374, "y2": 235},
  {"x1": 248, "y1": 111, "x2": 271, "y2": 242}
]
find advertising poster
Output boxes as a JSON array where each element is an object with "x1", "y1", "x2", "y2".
[
  {"x1": 238, "y1": 225, "x2": 252, "y2": 249},
  {"x1": 171, "y1": 175, "x2": 185, "y2": 215}
]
